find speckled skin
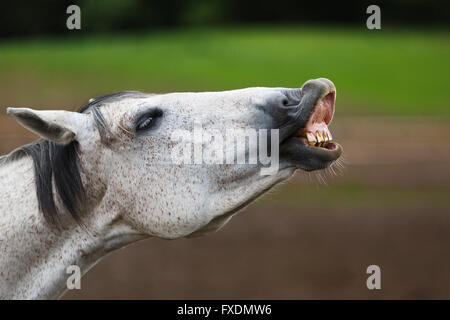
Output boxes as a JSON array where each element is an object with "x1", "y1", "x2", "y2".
[{"x1": 0, "y1": 87, "x2": 307, "y2": 299}]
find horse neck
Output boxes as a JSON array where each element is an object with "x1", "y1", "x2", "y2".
[{"x1": 0, "y1": 155, "x2": 146, "y2": 299}]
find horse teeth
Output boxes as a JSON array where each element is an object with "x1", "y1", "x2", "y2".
[
  {"x1": 306, "y1": 132, "x2": 316, "y2": 146},
  {"x1": 316, "y1": 131, "x2": 324, "y2": 146},
  {"x1": 306, "y1": 131, "x2": 333, "y2": 147}
]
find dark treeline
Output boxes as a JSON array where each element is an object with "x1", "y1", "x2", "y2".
[{"x1": 0, "y1": 0, "x2": 448, "y2": 38}]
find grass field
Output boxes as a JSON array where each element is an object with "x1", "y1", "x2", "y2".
[{"x1": 0, "y1": 26, "x2": 449, "y2": 115}]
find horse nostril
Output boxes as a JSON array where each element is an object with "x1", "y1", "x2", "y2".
[{"x1": 280, "y1": 89, "x2": 302, "y2": 108}]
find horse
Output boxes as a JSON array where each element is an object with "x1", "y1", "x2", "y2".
[{"x1": 0, "y1": 78, "x2": 341, "y2": 299}]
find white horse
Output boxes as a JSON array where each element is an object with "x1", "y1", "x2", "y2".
[{"x1": 0, "y1": 78, "x2": 341, "y2": 299}]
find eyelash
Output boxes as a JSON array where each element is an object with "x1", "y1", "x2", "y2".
[
  {"x1": 135, "y1": 109, "x2": 163, "y2": 132},
  {"x1": 137, "y1": 117, "x2": 154, "y2": 131}
]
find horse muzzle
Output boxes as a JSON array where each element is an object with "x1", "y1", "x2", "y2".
[{"x1": 278, "y1": 78, "x2": 343, "y2": 171}]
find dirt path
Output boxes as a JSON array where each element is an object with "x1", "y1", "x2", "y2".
[{"x1": 65, "y1": 205, "x2": 450, "y2": 299}]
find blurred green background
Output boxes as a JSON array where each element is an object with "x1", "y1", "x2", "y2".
[
  {"x1": 0, "y1": 0, "x2": 449, "y2": 299},
  {"x1": 1, "y1": 27, "x2": 449, "y2": 116}
]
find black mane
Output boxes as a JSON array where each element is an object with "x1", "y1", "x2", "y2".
[{"x1": 1, "y1": 91, "x2": 145, "y2": 227}]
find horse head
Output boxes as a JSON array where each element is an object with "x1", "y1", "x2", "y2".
[{"x1": 7, "y1": 78, "x2": 341, "y2": 239}]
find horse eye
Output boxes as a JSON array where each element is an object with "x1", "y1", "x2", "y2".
[
  {"x1": 135, "y1": 108, "x2": 163, "y2": 132},
  {"x1": 136, "y1": 116, "x2": 154, "y2": 131}
]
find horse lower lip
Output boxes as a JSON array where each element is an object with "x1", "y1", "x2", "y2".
[
  {"x1": 303, "y1": 142, "x2": 343, "y2": 164},
  {"x1": 280, "y1": 137, "x2": 342, "y2": 167}
]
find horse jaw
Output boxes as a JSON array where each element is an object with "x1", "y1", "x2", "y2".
[{"x1": 188, "y1": 168, "x2": 295, "y2": 237}]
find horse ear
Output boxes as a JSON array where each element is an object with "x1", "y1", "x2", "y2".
[{"x1": 6, "y1": 107, "x2": 89, "y2": 144}]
